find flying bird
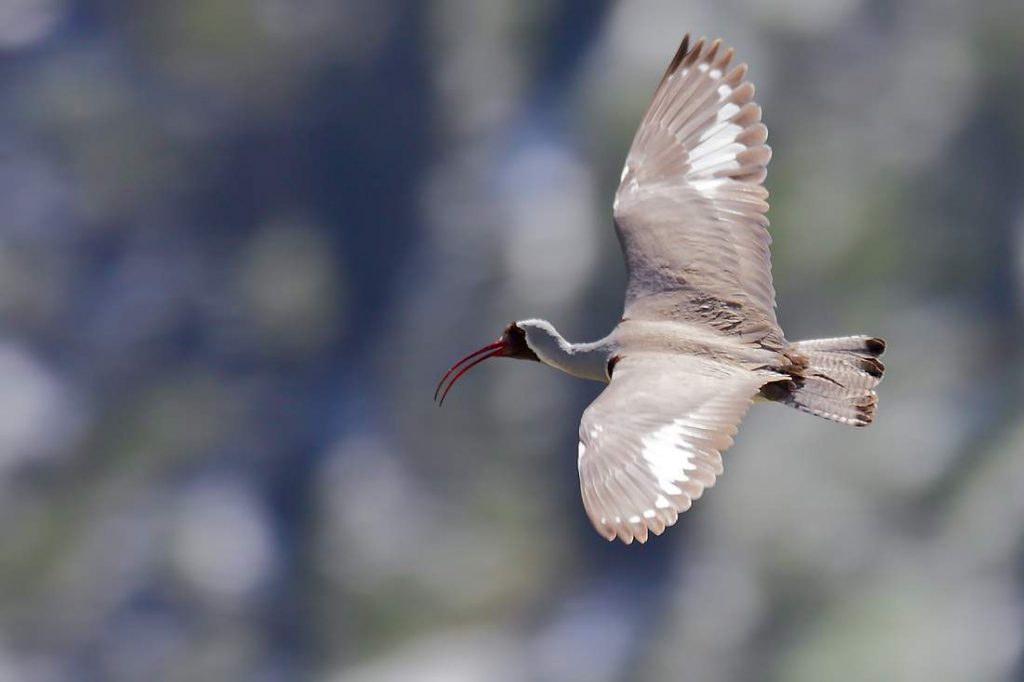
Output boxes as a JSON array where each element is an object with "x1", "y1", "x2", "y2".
[{"x1": 436, "y1": 35, "x2": 886, "y2": 544}]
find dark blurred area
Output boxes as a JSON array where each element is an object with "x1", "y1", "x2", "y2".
[{"x1": 2, "y1": 1, "x2": 1024, "y2": 680}]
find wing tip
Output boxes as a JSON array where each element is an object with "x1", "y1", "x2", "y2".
[
  {"x1": 592, "y1": 496, "x2": 690, "y2": 545},
  {"x1": 683, "y1": 36, "x2": 707, "y2": 67},
  {"x1": 663, "y1": 33, "x2": 731, "y2": 79},
  {"x1": 661, "y1": 34, "x2": 692, "y2": 84},
  {"x1": 601, "y1": 509, "x2": 682, "y2": 545},
  {"x1": 663, "y1": 35, "x2": 751, "y2": 84}
]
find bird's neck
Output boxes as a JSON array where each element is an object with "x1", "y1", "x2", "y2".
[{"x1": 528, "y1": 327, "x2": 613, "y2": 383}]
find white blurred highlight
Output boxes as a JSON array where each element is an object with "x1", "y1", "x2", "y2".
[
  {"x1": 498, "y1": 144, "x2": 600, "y2": 310},
  {"x1": 327, "y1": 629, "x2": 522, "y2": 682},
  {"x1": 316, "y1": 437, "x2": 438, "y2": 594},
  {"x1": 172, "y1": 481, "x2": 275, "y2": 603},
  {"x1": 0, "y1": 343, "x2": 81, "y2": 474},
  {"x1": 0, "y1": 0, "x2": 65, "y2": 49}
]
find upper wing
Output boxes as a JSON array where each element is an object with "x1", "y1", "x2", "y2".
[
  {"x1": 577, "y1": 354, "x2": 769, "y2": 544},
  {"x1": 614, "y1": 36, "x2": 781, "y2": 344}
]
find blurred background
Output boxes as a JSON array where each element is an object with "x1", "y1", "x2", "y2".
[{"x1": 1, "y1": 0, "x2": 1024, "y2": 680}]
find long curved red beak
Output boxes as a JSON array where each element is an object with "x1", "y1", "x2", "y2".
[{"x1": 434, "y1": 340, "x2": 505, "y2": 405}]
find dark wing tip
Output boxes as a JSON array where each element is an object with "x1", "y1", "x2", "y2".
[
  {"x1": 660, "y1": 34, "x2": 691, "y2": 85},
  {"x1": 682, "y1": 36, "x2": 706, "y2": 67},
  {"x1": 861, "y1": 357, "x2": 885, "y2": 379}
]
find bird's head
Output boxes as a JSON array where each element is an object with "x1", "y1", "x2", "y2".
[{"x1": 435, "y1": 321, "x2": 540, "y2": 405}]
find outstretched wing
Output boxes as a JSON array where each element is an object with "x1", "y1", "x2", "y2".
[
  {"x1": 614, "y1": 36, "x2": 781, "y2": 344},
  {"x1": 577, "y1": 354, "x2": 769, "y2": 544}
]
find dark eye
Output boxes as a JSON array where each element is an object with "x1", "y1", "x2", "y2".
[{"x1": 606, "y1": 354, "x2": 621, "y2": 379}]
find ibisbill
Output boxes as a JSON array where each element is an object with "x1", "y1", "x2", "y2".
[{"x1": 435, "y1": 35, "x2": 886, "y2": 545}]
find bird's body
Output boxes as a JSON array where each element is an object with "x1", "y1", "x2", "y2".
[
  {"x1": 437, "y1": 35, "x2": 886, "y2": 544},
  {"x1": 516, "y1": 318, "x2": 783, "y2": 381}
]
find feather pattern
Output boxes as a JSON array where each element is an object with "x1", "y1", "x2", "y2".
[
  {"x1": 614, "y1": 36, "x2": 780, "y2": 345},
  {"x1": 577, "y1": 354, "x2": 770, "y2": 544}
]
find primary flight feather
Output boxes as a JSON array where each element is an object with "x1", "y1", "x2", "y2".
[{"x1": 437, "y1": 35, "x2": 886, "y2": 544}]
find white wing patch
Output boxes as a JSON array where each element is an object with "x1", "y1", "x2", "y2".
[
  {"x1": 641, "y1": 418, "x2": 700, "y2": 496},
  {"x1": 686, "y1": 81, "x2": 745, "y2": 178}
]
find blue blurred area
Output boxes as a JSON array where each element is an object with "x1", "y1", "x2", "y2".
[{"x1": 2, "y1": 1, "x2": 1024, "y2": 681}]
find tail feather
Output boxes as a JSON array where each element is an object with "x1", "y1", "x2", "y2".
[{"x1": 784, "y1": 335, "x2": 886, "y2": 427}]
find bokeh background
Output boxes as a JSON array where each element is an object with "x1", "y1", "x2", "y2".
[{"x1": 2, "y1": 0, "x2": 1024, "y2": 680}]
